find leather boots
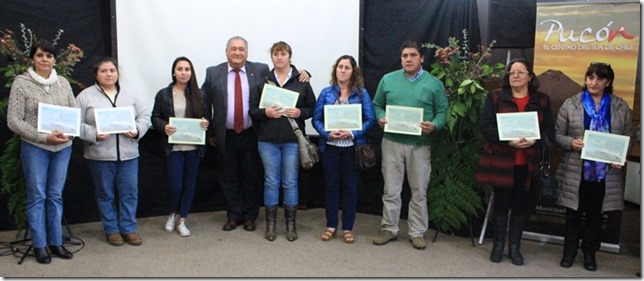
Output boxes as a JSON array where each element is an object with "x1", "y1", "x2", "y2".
[
  {"x1": 265, "y1": 206, "x2": 278, "y2": 241},
  {"x1": 490, "y1": 212, "x2": 508, "y2": 263},
  {"x1": 508, "y1": 212, "x2": 528, "y2": 266},
  {"x1": 284, "y1": 205, "x2": 298, "y2": 241}
]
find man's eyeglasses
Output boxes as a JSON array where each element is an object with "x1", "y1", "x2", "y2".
[
  {"x1": 590, "y1": 62, "x2": 611, "y2": 67},
  {"x1": 508, "y1": 70, "x2": 529, "y2": 76}
]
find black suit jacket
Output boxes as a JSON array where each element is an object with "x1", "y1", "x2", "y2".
[{"x1": 201, "y1": 61, "x2": 270, "y2": 153}]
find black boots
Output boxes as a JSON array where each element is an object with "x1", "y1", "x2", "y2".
[
  {"x1": 284, "y1": 205, "x2": 298, "y2": 241},
  {"x1": 584, "y1": 253, "x2": 597, "y2": 271},
  {"x1": 265, "y1": 206, "x2": 278, "y2": 241},
  {"x1": 490, "y1": 213, "x2": 508, "y2": 263},
  {"x1": 508, "y1": 213, "x2": 528, "y2": 266}
]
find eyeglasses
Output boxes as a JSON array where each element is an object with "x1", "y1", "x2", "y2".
[
  {"x1": 508, "y1": 70, "x2": 529, "y2": 76},
  {"x1": 590, "y1": 62, "x2": 611, "y2": 67}
]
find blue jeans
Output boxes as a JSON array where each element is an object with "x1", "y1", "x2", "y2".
[
  {"x1": 322, "y1": 145, "x2": 358, "y2": 230},
  {"x1": 21, "y1": 142, "x2": 72, "y2": 248},
  {"x1": 167, "y1": 150, "x2": 200, "y2": 218},
  {"x1": 88, "y1": 159, "x2": 139, "y2": 235},
  {"x1": 258, "y1": 141, "x2": 299, "y2": 207}
]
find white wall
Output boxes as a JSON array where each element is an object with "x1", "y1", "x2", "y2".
[{"x1": 116, "y1": 0, "x2": 360, "y2": 112}]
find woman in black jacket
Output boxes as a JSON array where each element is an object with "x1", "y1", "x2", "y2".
[
  {"x1": 249, "y1": 41, "x2": 316, "y2": 242},
  {"x1": 151, "y1": 57, "x2": 210, "y2": 237}
]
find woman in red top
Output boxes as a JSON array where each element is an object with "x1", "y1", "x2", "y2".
[{"x1": 475, "y1": 58, "x2": 555, "y2": 265}]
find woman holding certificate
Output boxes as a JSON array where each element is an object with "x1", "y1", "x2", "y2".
[
  {"x1": 555, "y1": 62, "x2": 632, "y2": 271},
  {"x1": 249, "y1": 41, "x2": 315, "y2": 242},
  {"x1": 76, "y1": 57, "x2": 151, "y2": 247},
  {"x1": 312, "y1": 55, "x2": 376, "y2": 244},
  {"x1": 7, "y1": 40, "x2": 77, "y2": 264},
  {"x1": 152, "y1": 57, "x2": 209, "y2": 237},
  {"x1": 476, "y1": 58, "x2": 554, "y2": 265}
]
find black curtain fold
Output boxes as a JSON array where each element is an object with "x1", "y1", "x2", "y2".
[{"x1": 362, "y1": 0, "x2": 481, "y2": 96}]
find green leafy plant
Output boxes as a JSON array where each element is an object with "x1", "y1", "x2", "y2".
[
  {"x1": 0, "y1": 23, "x2": 84, "y2": 231},
  {"x1": 422, "y1": 29, "x2": 505, "y2": 233}
]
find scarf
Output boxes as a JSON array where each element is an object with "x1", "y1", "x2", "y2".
[
  {"x1": 581, "y1": 90, "x2": 611, "y2": 181},
  {"x1": 27, "y1": 66, "x2": 59, "y2": 91}
]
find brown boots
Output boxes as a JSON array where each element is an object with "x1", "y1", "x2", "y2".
[{"x1": 264, "y1": 205, "x2": 297, "y2": 242}]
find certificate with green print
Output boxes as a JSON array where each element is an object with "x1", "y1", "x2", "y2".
[
  {"x1": 259, "y1": 84, "x2": 299, "y2": 109},
  {"x1": 168, "y1": 117, "x2": 206, "y2": 145},
  {"x1": 580, "y1": 130, "x2": 630, "y2": 165},
  {"x1": 384, "y1": 105, "x2": 423, "y2": 136},
  {"x1": 37, "y1": 102, "x2": 81, "y2": 137},
  {"x1": 94, "y1": 106, "x2": 136, "y2": 134},
  {"x1": 496, "y1": 112, "x2": 540, "y2": 140},
  {"x1": 323, "y1": 104, "x2": 362, "y2": 131}
]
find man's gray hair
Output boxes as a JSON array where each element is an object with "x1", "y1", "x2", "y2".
[{"x1": 226, "y1": 36, "x2": 248, "y2": 50}]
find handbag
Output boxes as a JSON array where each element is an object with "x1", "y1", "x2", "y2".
[
  {"x1": 355, "y1": 142, "x2": 376, "y2": 170},
  {"x1": 531, "y1": 134, "x2": 559, "y2": 204},
  {"x1": 287, "y1": 118, "x2": 319, "y2": 169}
]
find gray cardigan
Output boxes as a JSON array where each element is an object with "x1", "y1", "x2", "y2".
[
  {"x1": 7, "y1": 73, "x2": 77, "y2": 151},
  {"x1": 554, "y1": 92, "x2": 633, "y2": 212},
  {"x1": 76, "y1": 84, "x2": 151, "y2": 161}
]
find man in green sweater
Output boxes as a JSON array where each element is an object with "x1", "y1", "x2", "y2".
[{"x1": 371, "y1": 41, "x2": 448, "y2": 250}]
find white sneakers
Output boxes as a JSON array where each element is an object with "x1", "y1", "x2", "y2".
[
  {"x1": 165, "y1": 214, "x2": 191, "y2": 237},
  {"x1": 165, "y1": 214, "x2": 177, "y2": 232},
  {"x1": 177, "y1": 221, "x2": 191, "y2": 237}
]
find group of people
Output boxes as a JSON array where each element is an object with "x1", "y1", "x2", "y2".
[
  {"x1": 475, "y1": 59, "x2": 632, "y2": 271},
  {"x1": 7, "y1": 35, "x2": 632, "y2": 272}
]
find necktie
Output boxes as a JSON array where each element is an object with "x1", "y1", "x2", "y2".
[{"x1": 233, "y1": 69, "x2": 243, "y2": 133}]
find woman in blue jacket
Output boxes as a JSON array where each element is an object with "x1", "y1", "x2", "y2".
[{"x1": 312, "y1": 55, "x2": 375, "y2": 244}]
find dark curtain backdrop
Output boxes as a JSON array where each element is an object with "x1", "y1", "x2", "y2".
[
  {"x1": 362, "y1": 0, "x2": 481, "y2": 96},
  {"x1": 0, "y1": 0, "x2": 112, "y2": 230},
  {"x1": 0, "y1": 0, "x2": 480, "y2": 230}
]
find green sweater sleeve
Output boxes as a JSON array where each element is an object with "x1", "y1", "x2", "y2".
[
  {"x1": 431, "y1": 86, "x2": 449, "y2": 131},
  {"x1": 372, "y1": 77, "x2": 387, "y2": 120}
]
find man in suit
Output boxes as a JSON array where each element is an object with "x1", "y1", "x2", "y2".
[{"x1": 202, "y1": 36, "x2": 309, "y2": 232}]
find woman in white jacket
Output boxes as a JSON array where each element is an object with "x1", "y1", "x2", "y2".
[{"x1": 76, "y1": 57, "x2": 151, "y2": 247}]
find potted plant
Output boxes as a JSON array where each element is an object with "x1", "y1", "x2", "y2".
[
  {"x1": 0, "y1": 23, "x2": 84, "y2": 231},
  {"x1": 422, "y1": 30, "x2": 505, "y2": 233}
]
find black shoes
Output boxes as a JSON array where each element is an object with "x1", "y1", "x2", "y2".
[
  {"x1": 49, "y1": 245, "x2": 73, "y2": 259},
  {"x1": 560, "y1": 256, "x2": 574, "y2": 268},
  {"x1": 584, "y1": 253, "x2": 597, "y2": 271},
  {"x1": 34, "y1": 247, "x2": 51, "y2": 264}
]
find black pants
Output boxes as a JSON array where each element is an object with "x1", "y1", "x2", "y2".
[
  {"x1": 493, "y1": 166, "x2": 531, "y2": 217},
  {"x1": 216, "y1": 129, "x2": 262, "y2": 222},
  {"x1": 563, "y1": 179, "x2": 606, "y2": 256}
]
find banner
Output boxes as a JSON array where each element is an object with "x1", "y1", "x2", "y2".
[
  {"x1": 528, "y1": 1, "x2": 640, "y2": 253},
  {"x1": 534, "y1": 2, "x2": 640, "y2": 110}
]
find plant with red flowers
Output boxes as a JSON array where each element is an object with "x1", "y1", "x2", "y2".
[
  {"x1": 0, "y1": 23, "x2": 84, "y2": 231},
  {"x1": 420, "y1": 30, "x2": 504, "y2": 233}
]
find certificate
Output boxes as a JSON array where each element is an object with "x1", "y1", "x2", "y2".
[
  {"x1": 94, "y1": 106, "x2": 136, "y2": 134},
  {"x1": 168, "y1": 117, "x2": 206, "y2": 145},
  {"x1": 324, "y1": 104, "x2": 362, "y2": 131},
  {"x1": 580, "y1": 130, "x2": 630, "y2": 165},
  {"x1": 496, "y1": 112, "x2": 541, "y2": 140},
  {"x1": 37, "y1": 103, "x2": 81, "y2": 136},
  {"x1": 259, "y1": 84, "x2": 299, "y2": 109},
  {"x1": 384, "y1": 105, "x2": 423, "y2": 136}
]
